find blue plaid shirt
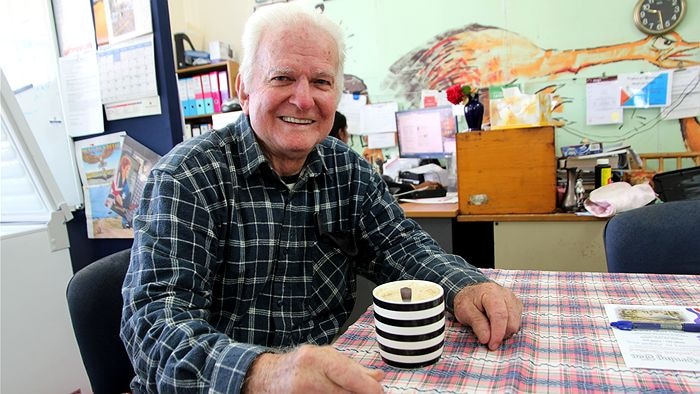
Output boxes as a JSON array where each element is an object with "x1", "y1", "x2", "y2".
[{"x1": 120, "y1": 116, "x2": 488, "y2": 393}]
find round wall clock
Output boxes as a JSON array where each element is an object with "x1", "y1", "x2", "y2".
[{"x1": 633, "y1": 0, "x2": 687, "y2": 35}]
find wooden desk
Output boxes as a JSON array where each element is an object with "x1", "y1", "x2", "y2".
[
  {"x1": 400, "y1": 202, "x2": 458, "y2": 218},
  {"x1": 399, "y1": 204, "x2": 609, "y2": 272},
  {"x1": 457, "y1": 213, "x2": 609, "y2": 272},
  {"x1": 335, "y1": 270, "x2": 700, "y2": 392},
  {"x1": 457, "y1": 212, "x2": 604, "y2": 222},
  {"x1": 399, "y1": 203, "x2": 458, "y2": 253}
]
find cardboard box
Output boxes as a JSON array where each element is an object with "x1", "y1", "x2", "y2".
[
  {"x1": 457, "y1": 126, "x2": 556, "y2": 214},
  {"x1": 208, "y1": 40, "x2": 233, "y2": 61}
]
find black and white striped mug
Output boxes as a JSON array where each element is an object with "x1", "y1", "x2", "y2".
[{"x1": 372, "y1": 280, "x2": 445, "y2": 368}]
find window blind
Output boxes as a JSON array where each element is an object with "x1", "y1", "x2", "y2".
[
  {"x1": 0, "y1": 116, "x2": 51, "y2": 223},
  {"x1": 1, "y1": 69, "x2": 69, "y2": 226}
]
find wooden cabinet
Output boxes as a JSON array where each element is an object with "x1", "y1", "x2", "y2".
[
  {"x1": 175, "y1": 60, "x2": 239, "y2": 137},
  {"x1": 456, "y1": 126, "x2": 556, "y2": 214}
]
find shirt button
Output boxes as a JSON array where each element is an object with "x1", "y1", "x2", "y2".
[{"x1": 277, "y1": 299, "x2": 283, "y2": 306}]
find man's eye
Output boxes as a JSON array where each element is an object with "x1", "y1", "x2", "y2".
[
  {"x1": 271, "y1": 76, "x2": 291, "y2": 82},
  {"x1": 314, "y1": 79, "x2": 332, "y2": 86}
]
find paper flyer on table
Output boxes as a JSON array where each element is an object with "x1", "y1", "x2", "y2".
[{"x1": 605, "y1": 304, "x2": 700, "y2": 371}]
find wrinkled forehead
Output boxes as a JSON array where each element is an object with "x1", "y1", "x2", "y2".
[
  {"x1": 258, "y1": 23, "x2": 338, "y2": 61},
  {"x1": 253, "y1": 27, "x2": 340, "y2": 79}
]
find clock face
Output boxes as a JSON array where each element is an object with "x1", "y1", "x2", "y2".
[{"x1": 634, "y1": 0, "x2": 687, "y2": 35}]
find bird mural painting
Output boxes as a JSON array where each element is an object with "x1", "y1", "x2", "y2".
[{"x1": 384, "y1": 24, "x2": 700, "y2": 151}]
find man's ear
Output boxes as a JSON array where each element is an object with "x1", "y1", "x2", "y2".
[{"x1": 235, "y1": 73, "x2": 249, "y2": 114}]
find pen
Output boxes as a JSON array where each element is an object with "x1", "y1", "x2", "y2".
[{"x1": 610, "y1": 320, "x2": 700, "y2": 332}]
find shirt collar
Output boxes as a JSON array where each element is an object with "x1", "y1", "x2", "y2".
[{"x1": 234, "y1": 115, "x2": 327, "y2": 180}]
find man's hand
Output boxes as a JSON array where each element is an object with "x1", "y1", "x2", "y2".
[
  {"x1": 453, "y1": 282, "x2": 523, "y2": 350},
  {"x1": 243, "y1": 345, "x2": 384, "y2": 393}
]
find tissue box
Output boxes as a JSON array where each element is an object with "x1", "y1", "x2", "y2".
[
  {"x1": 209, "y1": 41, "x2": 232, "y2": 61},
  {"x1": 490, "y1": 92, "x2": 552, "y2": 130}
]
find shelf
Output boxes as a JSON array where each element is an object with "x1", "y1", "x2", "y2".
[
  {"x1": 176, "y1": 60, "x2": 239, "y2": 79},
  {"x1": 185, "y1": 113, "x2": 217, "y2": 121},
  {"x1": 176, "y1": 60, "x2": 239, "y2": 126}
]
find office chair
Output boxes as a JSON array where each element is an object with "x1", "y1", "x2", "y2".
[
  {"x1": 603, "y1": 200, "x2": 700, "y2": 274},
  {"x1": 66, "y1": 249, "x2": 134, "y2": 393}
]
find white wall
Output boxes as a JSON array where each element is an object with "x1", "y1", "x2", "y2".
[
  {"x1": 1, "y1": 226, "x2": 90, "y2": 394},
  {"x1": 168, "y1": 0, "x2": 255, "y2": 64}
]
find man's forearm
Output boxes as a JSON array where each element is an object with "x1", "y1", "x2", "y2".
[{"x1": 242, "y1": 353, "x2": 280, "y2": 393}]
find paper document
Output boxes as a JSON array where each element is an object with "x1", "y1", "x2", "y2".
[
  {"x1": 59, "y1": 51, "x2": 105, "y2": 136},
  {"x1": 619, "y1": 71, "x2": 672, "y2": 108},
  {"x1": 102, "y1": 0, "x2": 153, "y2": 45},
  {"x1": 661, "y1": 66, "x2": 700, "y2": 120},
  {"x1": 360, "y1": 102, "x2": 399, "y2": 134},
  {"x1": 337, "y1": 93, "x2": 366, "y2": 134},
  {"x1": 586, "y1": 76, "x2": 623, "y2": 125},
  {"x1": 367, "y1": 132, "x2": 396, "y2": 149},
  {"x1": 53, "y1": 0, "x2": 97, "y2": 56},
  {"x1": 605, "y1": 304, "x2": 700, "y2": 371},
  {"x1": 104, "y1": 96, "x2": 161, "y2": 120}
]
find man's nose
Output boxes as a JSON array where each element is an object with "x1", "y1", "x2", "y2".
[{"x1": 289, "y1": 81, "x2": 314, "y2": 110}]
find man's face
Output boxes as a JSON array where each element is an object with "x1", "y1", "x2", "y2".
[{"x1": 237, "y1": 25, "x2": 339, "y2": 174}]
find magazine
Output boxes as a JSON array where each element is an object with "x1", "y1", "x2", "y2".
[{"x1": 76, "y1": 133, "x2": 160, "y2": 238}]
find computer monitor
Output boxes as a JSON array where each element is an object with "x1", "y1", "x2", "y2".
[{"x1": 395, "y1": 106, "x2": 457, "y2": 159}]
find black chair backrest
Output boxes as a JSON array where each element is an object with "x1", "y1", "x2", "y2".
[
  {"x1": 67, "y1": 249, "x2": 134, "y2": 393},
  {"x1": 603, "y1": 200, "x2": 700, "y2": 274}
]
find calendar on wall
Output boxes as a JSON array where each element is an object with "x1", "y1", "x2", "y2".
[{"x1": 96, "y1": 34, "x2": 158, "y2": 105}]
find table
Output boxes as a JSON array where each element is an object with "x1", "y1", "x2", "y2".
[
  {"x1": 334, "y1": 270, "x2": 700, "y2": 393},
  {"x1": 400, "y1": 202, "x2": 459, "y2": 218},
  {"x1": 400, "y1": 202, "x2": 458, "y2": 253}
]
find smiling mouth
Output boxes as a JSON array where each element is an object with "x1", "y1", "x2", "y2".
[{"x1": 280, "y1": 116, "x2": 314, "y2": 125}]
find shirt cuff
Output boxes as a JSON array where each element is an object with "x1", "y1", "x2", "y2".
[
  {"x1": 441, "y1": 271, "x2": 491, "y2": 314},
  {"x1": 209, "y1": 343, "x2": 270, "y2": 393}
]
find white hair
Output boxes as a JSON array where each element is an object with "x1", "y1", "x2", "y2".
[{"x1": 239, "y1": 2, "x2": 346, "y2": 99}]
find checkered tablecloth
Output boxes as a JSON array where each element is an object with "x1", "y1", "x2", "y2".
[{"x1": 334, "y1": 269, "x2": 700, "y2": 393}]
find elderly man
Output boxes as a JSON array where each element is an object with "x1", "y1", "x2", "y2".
[{"x1": 121, "y1": 3, "x2": 522, "y2": 393}]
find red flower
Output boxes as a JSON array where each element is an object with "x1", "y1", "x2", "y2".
[{"x1": 446, "y1": 84, "x2": 477, "y2": 105}]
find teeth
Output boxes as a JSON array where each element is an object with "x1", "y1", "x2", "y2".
[{"x1": 281, "y1": 116, "x2": 313, "y2": 124}]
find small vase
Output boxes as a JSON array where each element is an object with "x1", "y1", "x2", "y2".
[
  {"x1": 562, "y1": 168, "x2": 578, "y2": 212},
  {"x1": 463, "y1": 94, "x2": 484, "y2": 131}
]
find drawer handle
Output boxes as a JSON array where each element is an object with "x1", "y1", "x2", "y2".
[{"x1": 469, "y1": 194, "x2": 488, "y2": 205}]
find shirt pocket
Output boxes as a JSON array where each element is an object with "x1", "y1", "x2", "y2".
[{"x1": 306, "y1": 239, "x2": 354, "y2": 317}]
